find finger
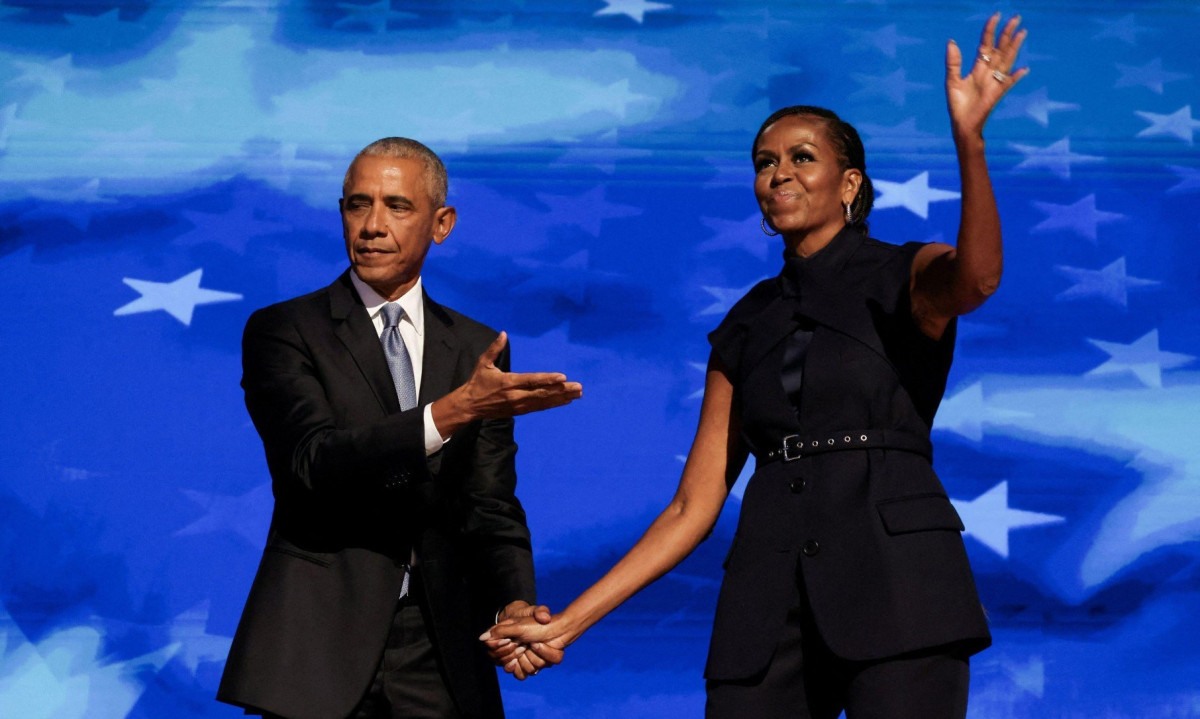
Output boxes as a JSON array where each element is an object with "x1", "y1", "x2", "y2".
[
  {"x1": 504, "y1": 658, "x2": 526, "y2": 680},
  {"x1": 979, "y1": 11, "x2": 1000, "y2": 49},
  {"x1": 997, "y1": 14, "x2": 1020, "y2": 51},
  {"x1": 516, "y1": 653, "x2": 538, "y2": 676},
  {"x1": 1006, "y1": 28, "x2": 1028, "y2": 69},
  {"x1": 477, "y1": 331, "x2": 508, "y2": 369},
  {"x1": 523, "y1": 650, "x2": 548, "y2": 671},
  {"x1": 529, "y1": 642, "x2": 565, "y2": 665},
  {"x1": 946, "y1": 38, "x2": 962, "y2": 81},
  {"x1": 505, "y1": 371, "x2": 571, "y2": 388},
  {"x1": 533, "y1": 606, "x2": 552, "y2": 624}
]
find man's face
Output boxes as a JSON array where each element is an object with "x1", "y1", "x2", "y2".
[{"x1": 340, "y1": 155, "x2": 456, "y2": 301}]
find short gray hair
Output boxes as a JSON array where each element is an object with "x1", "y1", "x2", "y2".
[{"x1": 343, "y1": 137, "x2": 449, "y2": 207}]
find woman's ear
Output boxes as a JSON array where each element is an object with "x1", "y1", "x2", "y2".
[{"x1": 843, "y1": 168, "x2": 863, "y2": 205}]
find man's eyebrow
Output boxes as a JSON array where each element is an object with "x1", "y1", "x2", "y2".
[{"x1": 382, "y1": 194, "x2": 415, "y2": 206}]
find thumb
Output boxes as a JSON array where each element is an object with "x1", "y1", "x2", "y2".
[
  {"x1": 534, "y1": 606, "x2": 553, "y2": 624},
  {"x1": 946, "y1": 38, "x2": 962, "y2": 82},
  {"x1": 478, "y1": 331, "x2": 508, "y2": 369}
]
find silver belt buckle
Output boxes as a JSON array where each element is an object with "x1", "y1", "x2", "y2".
[{"x1": 781, "y1": 434, "x2": 803, "y2": 462}]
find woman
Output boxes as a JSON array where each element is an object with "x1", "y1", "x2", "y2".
[{"x1": 485, "y1": 14, "x2": 1027, "y2": 718}]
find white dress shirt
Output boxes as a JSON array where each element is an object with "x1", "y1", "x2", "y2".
[{"x1": 350, "y1": 272, "x2": 448, "y2": 456}]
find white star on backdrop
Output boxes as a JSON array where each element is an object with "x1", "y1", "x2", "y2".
[
  {"x1": 568, "y1": 79, "x2": 653, "y2": 121},
  {"x1": 698, "y1": 213, "x2": 772, "y2": 261},
  {"x1": 8, "y1": 54, "x2": 74, "y2": 95},
  {"x1": 333, "y1": 0, "x2": 418, "y2": 33},
  {"x1": 698, "y1": 281, "x2": 758, "y2": 317},
  {"x1": 535, "y1": 185, "x2": 641, "y2": 236},
  {"x1": 995, "y1": 87, "x2": 1080, "y2": 127},
  {"x1": 167, "y1": 602, "x2": 234, "y2": 675},
  {"x1": 1092, "y1": 13, "x2": 1151, "y2": 44},
  {"x1": 1115, "y1": 57, "x2": 1189, "y2": 94},
  {"x1": 685, "y1": 360, "x2": 707, "y2": 400},
  {"x1": 512, "y1": 250, "x2": 623, "y2": 304},
  {"x1": 934, "y1": 382, "x2": 1032, "y2": 442},
  {"x1": 952, "y1": 481, "x2": 1065, "y2": 558},
  {"x1": 872, "y1": 171, "x2": 960, "y2": 219},
  {"x1": 174, "y1": 204, "x2": 291, "y2": 254},
  {"x1": 1031, "y1": 194, "x2": 1125, "y2": 242},
  {"x1": 176, "y1": 483, "x2": 272, "y2": 545},
  {"x1": 1055, "y1": 258, "x2": 1159, "y2": 307},
  {"x1": 114, "y1": 269, "x2": 243, "y2": 326},
  {"x1": 1010, "y1": 137, "x2": 1103, "y2": 180},
  {"x1": 1086, "y1": 330, "x2": 1195, "y2": 388},
  {"x1": 857, "y1": 117, "x2": 938, "y2": 142},
  {"x1": 1135, "y1": 105, "x2": 1200, "y2": 144},
  {"x1": 845, "y1": 24, "x2": 922, "y2": 58},
  {"x1": 594, "y1": 0, "x2": 672, "y2": 23},
  {"x1": 850, "y1": 67, "x2": 931, "y2": 106},
  {"x1": 1166, "y1": 164, "x2": 1200, "y2": 194}
]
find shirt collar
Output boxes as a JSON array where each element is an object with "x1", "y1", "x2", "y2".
[{"x1": 349, "y1": 271, "x2": 425, "y2": 338}]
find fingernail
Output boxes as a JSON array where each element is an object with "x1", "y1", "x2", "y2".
[
  {"x1": 514, "y1": 646, "x2": 526, "y2": 655},
  {"x1": 506, "y1": 659, "x2": 517, "y2": 670},
  {"x1": 496, "y1": 638, "x2": 511, "y2": 647},
  {"x1": 479, "y1": 631, "x2": 491, "y2": 640}
]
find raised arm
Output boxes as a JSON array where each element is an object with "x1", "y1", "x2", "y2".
[
  {"x1": 911, "y1": 13, "x2": 1028, "y2": 340},
  {"x1": 483, "y1": 354, "x2": 748, "y2": 677}
]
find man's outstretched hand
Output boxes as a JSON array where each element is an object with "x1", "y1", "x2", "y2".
[{"x1": 432, "y1": 331, "x2": 582, "y2": 437}]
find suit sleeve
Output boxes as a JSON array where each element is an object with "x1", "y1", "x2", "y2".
[
  {"x1": 241, "y1": 306, "x2": 428, "y2": 497},
  {"x1": 457, "y1": 343, "x2": 537, "y2": 610}
]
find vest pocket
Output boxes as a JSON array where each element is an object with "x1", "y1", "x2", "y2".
[{"x1": 876, "y1": 493, "x2": 965, "y2": 535}]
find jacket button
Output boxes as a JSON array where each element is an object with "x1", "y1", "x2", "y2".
[
  {"x1": 789, "y1": 477, "x2": 807, "y2": 493},
  {"x1": 802, "y1": 540, "x2": 820, "y2": 557}
]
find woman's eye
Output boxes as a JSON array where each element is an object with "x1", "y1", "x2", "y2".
[
  {"x1": 755, "y1": 158, "x2": 776, "y2": 172},
  {"x1": 793, "y1": 153, "x2": 813, "y2": 163}
]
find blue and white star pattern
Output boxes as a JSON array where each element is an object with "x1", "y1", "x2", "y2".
[{"x1": 1, "y1": 2, "x2": 1197, "y2": 718}]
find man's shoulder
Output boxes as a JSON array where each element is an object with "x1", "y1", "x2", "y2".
[
  {"x1": 425, "y1": 296, "x2": 499, "y2": 345},
  {"x1": 243, "y1": 280, "x2": 341, "y2": 337}
]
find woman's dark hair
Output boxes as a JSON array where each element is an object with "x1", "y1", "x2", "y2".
[{"x1": 752, "y1": 105, "x2": 874, "y2": 233}]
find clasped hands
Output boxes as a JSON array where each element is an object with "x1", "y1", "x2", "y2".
[{"x1": 480, "y1": 601, "x2": 570, "y2": 680}]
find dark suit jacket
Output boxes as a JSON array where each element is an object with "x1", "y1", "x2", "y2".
[
  {"x1": 704, "y1": 228, "x2": 990, "y2": 680},
  {"x1": 217, "y1": 271, "x2": 535, "y2": 719}
]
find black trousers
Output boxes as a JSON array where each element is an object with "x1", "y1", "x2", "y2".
[
  {"x1": 707, "y1": 574, "x2": 970, "y2": 719},
  {"x1": 258, "y1": 587, "x2": 461, "y2": 719}
]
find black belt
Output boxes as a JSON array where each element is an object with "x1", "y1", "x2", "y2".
[{"x1": 759, "y1": 429, "x2": 932, "y2": 464}]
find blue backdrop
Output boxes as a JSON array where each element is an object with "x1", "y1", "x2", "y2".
[{"x1": 2, "y1": 1, "x2": 1198, "y2": 717}]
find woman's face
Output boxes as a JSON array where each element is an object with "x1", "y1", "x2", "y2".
[{"x1": 753, "y1": 115, "x2": 861, "y2": 242}]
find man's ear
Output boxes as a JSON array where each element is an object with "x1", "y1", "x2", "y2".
[{"x1": 433, "y1": 206, "x2": 457, "y2": 245}]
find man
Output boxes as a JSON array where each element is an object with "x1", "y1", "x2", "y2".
[{"x1": 217, "y1": 137, "x2": 581, "y2": 719}]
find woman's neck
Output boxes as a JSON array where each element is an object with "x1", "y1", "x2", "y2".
[{"x1": 784, "y1": 221, "x2": 847, "y2": 259}]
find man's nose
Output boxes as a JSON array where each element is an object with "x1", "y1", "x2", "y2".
[{"x1": 362, "y1": 205, "x2": 387, "y2": 236}]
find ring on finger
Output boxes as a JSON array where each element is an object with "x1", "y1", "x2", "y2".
[
  {"x1": 991, "y1": 69, "x2": 1008, "y2": 83},
  {"x1": 978, "y1": 52, "x2": 992, "y2": 64}
]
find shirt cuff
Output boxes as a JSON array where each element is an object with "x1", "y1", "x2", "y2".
[{"x1": 423, "y1": 403, "x2": 447, "y2": 456}]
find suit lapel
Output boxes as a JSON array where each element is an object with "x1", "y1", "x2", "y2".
[
  {"x1": 328, "y1": 270, "x2": 400, "y2": 414},
  {"x1": 419, "y1": 292, "x2": 464, "y2": 406}
]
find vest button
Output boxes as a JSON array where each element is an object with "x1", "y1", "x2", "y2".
[
  {"x1": 802, "y1": 540, "x2": 820, "y2": 557},
  {"x1": 789, "y1": 477, "x2": 807, "y2": 493}
]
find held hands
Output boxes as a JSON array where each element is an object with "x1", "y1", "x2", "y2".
[
  {"x1": 432, "y1": 331, "x2": 582, "y2": 437},
  {"x1": 946, "y1": 13, "x2": 1029, "y2": 141},
  {"x1": 480, "y1": 608, "x2": 571, "y2": 681}
]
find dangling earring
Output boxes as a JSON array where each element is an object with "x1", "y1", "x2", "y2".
[
  {"x1": 843, "y1": 202, "x2": 854, "y2": 224},
  {"x1": 761, "y1": 217, "x2": 779, "y2": 236}
]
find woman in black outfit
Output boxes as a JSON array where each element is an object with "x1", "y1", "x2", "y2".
[{"x1": 485, "y1": 13, "x2": 1028, "y2": 718}]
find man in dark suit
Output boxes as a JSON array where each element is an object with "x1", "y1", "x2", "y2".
[{"x1": 217, "y1": 137, "x2": 581, "y2": 719}]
